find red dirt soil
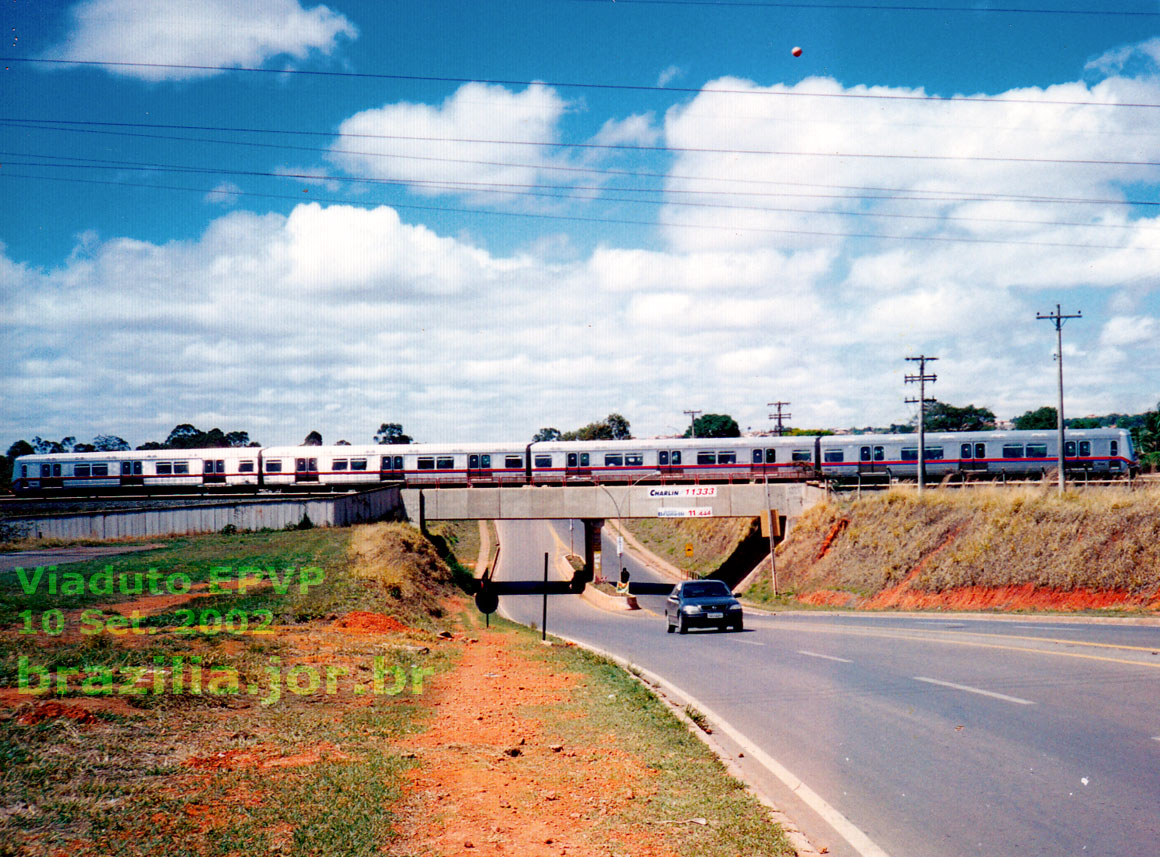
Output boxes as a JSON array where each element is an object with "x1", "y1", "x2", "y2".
[
  {"x1": 390, "y1": 630, "x2": 677, "y2": 857},
  {"x1": 331, "y1": 611, "x2": 414, "y2": 633}
]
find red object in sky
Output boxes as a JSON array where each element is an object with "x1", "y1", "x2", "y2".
[{"x1": 792, "y1": 46, "x2": 802, "y2": 57}]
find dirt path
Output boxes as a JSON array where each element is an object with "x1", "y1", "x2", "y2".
[{"x1": 390, "y1": 630, "x2": 678, "y2": 857}]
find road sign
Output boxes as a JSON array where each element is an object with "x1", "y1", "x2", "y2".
[{"x1": 685, "y1": 542, "x2": 694, "y2": 557}]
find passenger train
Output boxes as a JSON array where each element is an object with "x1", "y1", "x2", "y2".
[{"x1": 10, "y1": 428, "x2": 1138, "y2": 495}]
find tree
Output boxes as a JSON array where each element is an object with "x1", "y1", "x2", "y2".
[
  {"x1": 335, "y1": 439, "x2": 351, "y2": 446},
  {"x1": 532, "y1": 427, "x2": 562, "y2": 442},
  {"x1": 93, "y1": 435, "x2": 131, "y2": 451},
  {"x1": 683, "y1": 413, "x2": 740, "y2": 439},
  {"x1": 1139, "y1": 402, "x2": 1160, "y2": 469},
  {"x1": 32, "y1": 436, "x2": 76, "y2": 454},
  {"x1": 923, "y1": 401, "x2": 997, "y2": 432},
  {"x1": 303, "y1": 430, "x2": 323, "y2": 446},
  {"x1": 562, "y1": 414, "x2": 632, "y2": 441},
  {"x1": 2, "y1": 440, "x2": 35, "y2": 491},
  {"x1": 1013, "y1": 406, "x2": 1057, "y2": 430},
  {"x1": 374, "y1": 423, "x2": 413, "y2": 445}
]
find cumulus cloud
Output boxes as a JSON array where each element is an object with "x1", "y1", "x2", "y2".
[
  {"x1": 41, "y1": 0, "x2": 356, "y2": 80},
  {"x1": 204, "y1": 181, "x2": 243, "y2": 206},
  {"x1": 328, "y1": 83, "x2": 573, "y2": 200},
  {"x1": 1085, "y1": 37, "x2": 1160, "y2": 80}
]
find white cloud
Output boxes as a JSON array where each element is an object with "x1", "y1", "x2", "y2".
[
  {"x1": 657, "y1": 65, "x2": 684, "y2": 88},
  {"x1": 41, "y1": 0, "x2": 356, "y2": 80},
  {"x1": 1085, "y1": 36, "x2": 1160, "y2": 79},
  {"x1": 328, "y1": 83, "x2": 572, "y2": 199},
  {"x1": 1100, "y1": 315, "x2": 1157, "y2": 347},
  {"x1": 588, "y1": 113, "x2": 661, "y2": 148},
  {"x1": 204, "y1": 181, "x2": 243, "y2": 206}
]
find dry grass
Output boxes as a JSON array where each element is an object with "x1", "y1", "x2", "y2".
[
  {"x1": 619, "y1": 518, "x2": 755, "y2": 577},
  {"x1": 758, "y1": 485, "x2": 1160, "y2": 603}
]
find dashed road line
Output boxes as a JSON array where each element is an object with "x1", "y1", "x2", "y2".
[
  {"x1": 799, "y1": 650, "x2": 853, "y2": 663},
  {"x1": 914, "y1": 676, "x2": 1035, "y2": 706}
]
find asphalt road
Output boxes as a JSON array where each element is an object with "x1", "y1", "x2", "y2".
[{"x1": 493, "y1": 519, "x2": 1160, "y2": 857}]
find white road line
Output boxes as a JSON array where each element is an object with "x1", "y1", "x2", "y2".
[
  {"x1": 736, "y1": 639, "x2": 765, "y2": 647},
  {"x1": 799, "y1": 650, "x2": 853, "y2": 663},
  {"x1": 914, "y1": 676, "x2": 1035, "y2": 706}
]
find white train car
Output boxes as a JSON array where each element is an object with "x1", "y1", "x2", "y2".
[{"x1": 11, "y1": 448, "x2": 262, "y2": 493}]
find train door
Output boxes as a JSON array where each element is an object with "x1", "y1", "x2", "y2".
[
  {"x1": 120, "y1": 460, "x2": 144, "y2": 487},
  {"x1": 858, "y1": 445, "x2": 885, "y2": 475},
  {"x1": 751, "y1": 448, "x2": 778, "y2": 477},
  {"x1": 204, "y1": 459, "x2": 226, "y2": 485},
  {"x1": 379, "y1": 455, "x2": 404, "y2": 481},
  {"x1": 960, "y1": 442, "x2": 988, "y2": 473},
  {"x1": 657, "y1": 449, "x2": 683, "y2": 478},
  {"x1": 295, "y1": 457, "x2": 319, "y2": 483},
  {"x1": 565, "y1": 451, "x2": 592, "y2": 481},
  {"x1": 468, "y1": 453, "x2": 494, "y2": 483}
]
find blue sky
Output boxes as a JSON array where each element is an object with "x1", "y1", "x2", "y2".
[{"x1": 2, "y1": 0, "x2": 1159, "y2": 446}]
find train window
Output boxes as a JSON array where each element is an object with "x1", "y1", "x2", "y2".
[
  {"x1": 53, "y1": 464, "x2": 61, "y2": 477},
  {"x1": 92, "y1": 464, "x2": 109, "y2": 477},
  {"x1": 480, "y1": 455, "x2": 490, "y2": 468},
  {"x1": 604, "y1": 454, "x2": 624, "y2": 467},
  {"x1": 505, "y1": 455, "x2": 523, "y2": 469},
  {"x1": 671, "y1": 451, "x2": 681, "y2": 465},
  {"x1": 418, "y1": 457, "x2": 435, "y2": 470},
  {"x1": 1002, "y1": 444, "x2": 1024, "y2": 459},
  {"x1": 333, "y1": 459, "x2": 349, "y2": 471},
  {"x1": 1079, "y1": 441, "x2": 1091, "y2": 457},
  {"x1": 351, "y1": 459, "x2": 367, "y2": 471},
  {"x1": 960, "y1": 443, "x2": 971, "y2": 460},
  {"x1": 766, "y1": 448, "x2": 777, "y2": 463},
  {"x1": 875, "y1": 447, "x2": 884, "y2": 461},
  {"x1": 659, "y1": 451, "x2": 669, "y2": 466},
  {"x1": 974, "y1": 443, "x2": 985, "y2": 459},
  {"x1": 901, "y1": 448, "x2": 918, "y2": 461},
  {"x1": 393, "y1": 456, "x2": 404, "y2": 470},
  {"x1": 157, "y1": 462, "x2": 173, "y2": 475},
  {"x1": 1111, "y1": 440, "x2": 1118, "y2": 457},
  {"x1": 266, "y1": 459, "x2": 283, "y2": 473},
  {"x1": 717, "y1": 451, "x2": 736, "y2": 465},
  {"x1": 437, "y1": 456, "x2": 454, "y2": 470},
  {"x1": 174, "y1": 462, "x2": 190, "y2": 475},
  {"x1": 626, "y1": 453, "x2": 644, "y2": 466},
  {"x1": 41, "y1": 464, "x2": 51, "y2": 477},
  {"x1": 580, "y1": 453, "x2": 589, "y2": 466},
  {"x1": 75, "y1": 464, "x2": 91, "y2": 477},
  {"x1": 1026, "y1": 444, "x2": 1047, "y2": 458},
  {"x1": 792, "y1": 450, "x2": 812, "y2": 462},
  {"x1": 380, "y1": 456, "x2": 391, "y2": 470},
  {"x1": 925, "y1": 447, "x2": 944, "y2": 461},
  {"x1": 753, "y1": 449, "x2": 763, "y2": 464},
  {"x1": 469, "y1": 455, "x2": 480, "y2": 468},
  {"x1": 122, "y1": 461, "x2": 132, "y2": 475},
  {"x1": 134, "y1": 461, "x2": 142, "y2": 475},
  {"x1": 1064, "y1": 441, "x2": 1076, "y2": 457},
  {"x1": 296, "y1": 458, "x2": 308, "y2": 472},
  {"x1": 21, "y1": 465, "x2": 27, "y2": 477},
  {"x1": 567, "y1": 453, "x2": 577, "y2": 467},
  {"x1": 697, "y1": 452, "x2": 716, "y2": 465},
  {"x1": 824, "y1": 449, "x2": 844, "y2": 463},
  {"x1": 534, "y1": 455, "x2": 552, "y2": 468},
  {"x1": 862, "y1": 446, "x2": 873, "y2": 462},
  {"x1": 239, "y1": 461, "x2": 255, "y2": 473}
]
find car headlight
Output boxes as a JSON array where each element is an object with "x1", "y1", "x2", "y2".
[
  {"x1": 728, "y1": 604, "x2": 742, "y2": 611},
  {"x1": 682, "y1": 605, "x2": 702, "y2": 614}
]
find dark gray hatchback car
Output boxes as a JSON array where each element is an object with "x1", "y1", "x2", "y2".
[{"x1": 665, "y1": 579, "x2": 744, "y2": 634}]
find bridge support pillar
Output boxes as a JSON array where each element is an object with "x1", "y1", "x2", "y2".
[{"x1": 582, "y1": 518, "x2": 603, "y2": 583}]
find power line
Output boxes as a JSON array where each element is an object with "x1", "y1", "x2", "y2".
[
  {"x1": 6, "y1": 169, "x2": 1157, "y2": 252},
  {"x1": 562, "y1": 0, "x2": 1160, "y2": 16},
  {"x1": 8, "y1": 147, "x2": 1160, "y2": 236},
  {"x1": 6, "y1": 57, "x2": 1160, "y2": 109}
]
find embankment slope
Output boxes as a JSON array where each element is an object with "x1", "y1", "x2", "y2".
[{"x1": 744, "y1": 487, "x2": 1160, "y2": 612}]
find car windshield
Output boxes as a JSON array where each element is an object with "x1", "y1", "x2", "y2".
[{"x1": 682, "y1": 581, "x2": 731, "y2": 598}]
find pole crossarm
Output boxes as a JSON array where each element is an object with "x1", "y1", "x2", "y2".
[
  {"x1": 1037, "y1": 304, "x2": 1082, "y2": 494},
  {"x1": 904, "y1": 355, "x2": 938, "y2": 494}
]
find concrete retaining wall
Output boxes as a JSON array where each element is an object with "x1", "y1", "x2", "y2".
[{"x1": 5, "y1": 487, "x2": 403, "y2": 540}]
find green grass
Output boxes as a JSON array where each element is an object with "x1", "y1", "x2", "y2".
[{"x1": 515, "y1": 629, "x2": 796, "y2": 857}]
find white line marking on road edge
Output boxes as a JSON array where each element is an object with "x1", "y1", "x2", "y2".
[
  {"x1": 569, "y1": 642, "x2": 894, "y2": 857},
  {"x1": 799, "y1": 650, "x2": 854, "y2": 663},
  {"x1": 736, "y1": 639, "x2": 765, "y2": 646},
  {"x1": 914, "y1": 676, "x2": 1035, "y2": 706}
]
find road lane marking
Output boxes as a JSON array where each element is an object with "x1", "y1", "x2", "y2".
[
  {"x1": 914, "y1": 676, "x2": 1035, "y2": 706},
  {"x1": 799, "y1": 650, "x2": 853, "y2": 663},
  {"x1": 763, "y1": 622, "x2": 1160, "y2": 670},
  {"x1": 736, "y1": 639, "x2": 765, "y2": 646},
  {"x1": 570, "y1": 641, "x2": 895, "y2": 857}
]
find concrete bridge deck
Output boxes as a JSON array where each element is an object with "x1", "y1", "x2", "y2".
[{"x1": 402, "y1": 481, "x2": 825, "y2": 523}]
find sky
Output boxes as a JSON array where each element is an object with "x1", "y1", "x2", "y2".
[{"x1": 2, "y1": 0, "x2": 1159, "y2": 447}]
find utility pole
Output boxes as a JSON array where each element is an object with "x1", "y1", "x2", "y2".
[
  {"x1": 683, "y1": 409, "x2": 702, "y2": 438},
  {"x1": 1037, "y1": 304, "x2": 1082, "y2": 494},
  {"x1": 768, "y1": 401, "x2": 791, "y2": 436},
  {"x1": 905, "y1": 356, "x2": 938, "y2": 495}
]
